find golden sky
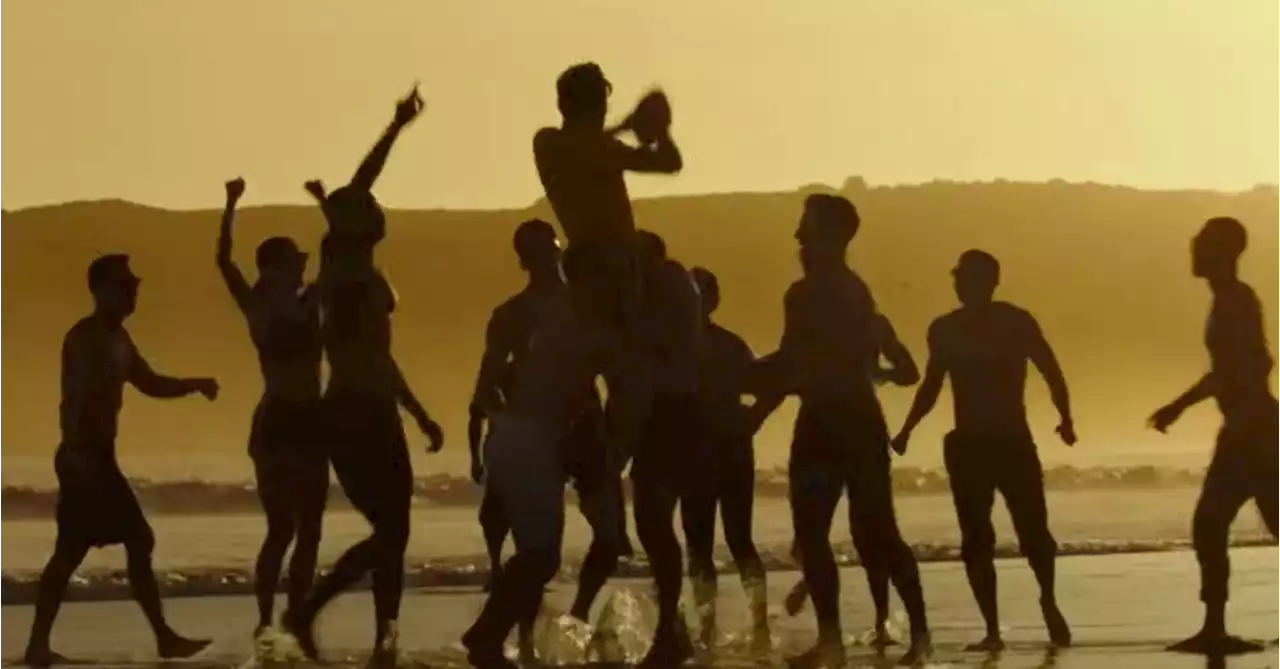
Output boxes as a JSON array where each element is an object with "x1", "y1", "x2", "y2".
[{"x1": 3, "y1": 0, "x2": 1276, "y2": 211}]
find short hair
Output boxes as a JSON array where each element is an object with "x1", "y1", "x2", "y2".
[
  {"x1": 513, "y1": 218, "x2": 557, "y2": 264},
  {"x1": 804, "y1": 194, "x2": 860, "y2": 243},
  {"x1": 636, "y1": 229, "x2": 667, "y2": 261},
  {"x1": 1200, "y1": 217, "x2": 1248, "y2": 258},
  {"x1": 690, "y1": 266, "x2": 718, "y2": 298},
  {"x1": 323, "y1": 185, "x2": 386, "y2": 239},
  {"x1": 87, "y1": 254, "x2": 134, "y2": 292},
  {"x1": 955, "y1": 249, "x2": 1001, "y2": 284},
  {"x1": 256, "y1": 236, "x2": 303, "y2": 271},
  {"x1": 557, "y1": 62, "x2": 610, "y2": 120}
]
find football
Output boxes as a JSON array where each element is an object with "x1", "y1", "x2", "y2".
[{"x1": 631, "y1": 90, "x2": 672, "y2": 144}]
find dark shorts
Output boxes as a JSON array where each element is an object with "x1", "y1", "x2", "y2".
[
  {"x1": 563, "y1": 403, "x2": 608, "y2": 496},
  {"x1": 943, "y1": 430, "x2": 1056, "y2": 560},
  {"x1": 323, "y1": 392, "x2": 412, "y2": 524},
  {"x1": 249, "y1": 396, "x2": 325, "y2": 462},
  {"x1": 54, "y1": 446, "x2": 151, "y2": 549},
  {"x1": 566, "y1": 240, "x2": 643, "y2": 328},
  {"x1": 631, "y1": 393, "x2": 712, "y2": 496}
]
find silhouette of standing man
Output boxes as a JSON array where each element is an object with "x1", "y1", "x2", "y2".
[
  {"x1": 892, "y1": 250, "x2": 1075, "y2": 651},
  {"x1": 747, "y1": 195, "x2": 931, "y2": 668},
  {"x1": 23, "y1": 255, "x2": 217, "y2": 667},
  {"x1": 285, "y1": 87, "x2": 445, "y2": 666},
  {"x1": 1149, "y1": 217, "x2": 1277, "y2": 657}
]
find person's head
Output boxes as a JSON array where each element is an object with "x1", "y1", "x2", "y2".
[
  {"x1": 635, "y1": 229, "x2": 668, "y2": 269},
  {"x1": 557, "y1": 62, "x2": 611, "y2": 126},
  {"x1": 952, "y1": 250, "x2": 1000, "y2": 306},
  {"x1": 513, "y1": 218, "x2": 562, "y2": 276},
  {"x1": 87, "y1": 254, "x2": 141, "y2": 319},
  {"x1": 796, "y1": 194, "x2": 860, "y2": 270},
  {"x1": 690, "y1": 266, "x2": 720, "y2": 318},
  {"x1": 562, "y1": 244, "x2": 613, "y2": 324},
  {"x1": 255, "y1": 236, "x2": 308, "y2": 292},
  {"x1": 1192, "y1": 217, "x2": 1247, "y2": 280},
  {"x1": 322, "y1": 186, "x2": 386, "y2": 247}
]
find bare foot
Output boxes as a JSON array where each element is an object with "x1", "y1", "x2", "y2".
[
  {"x1": 784, "y1": 582, "x2": 809, "y2": 616},
  {"x1": 517, "y1": 634, "x2": 538, "y2": 666},
  {"x1": 1041, "y1": 598, "x2": 1072, "y2": 648},
  {"x1": 282, "y1": 609, "x2": 320, "y2": 661},
  {"x1": 964, "y1": 635, "x2": 1006, "y2": 653},
  {"x1": 751, "y1": 624, "x2": 774, "y2": 656},
  {"x1": 897, "y1": 631, "x2": 932, "y2": 666},
  {"x1": 870, "y1": 626, "x2": 900, "y2": 650},
  {"x1": 463, "y1": 632, "x2": 519, "y2": 669},
  {"x1": 1167, "y1": 632, "x2": 1266, "y2": 656},
  {"x1": 21, "y1": 648, "x2": 72, "y2": 667},
  {"x1": 156, "y1": 634, "x2": 212, "y2": 660}
]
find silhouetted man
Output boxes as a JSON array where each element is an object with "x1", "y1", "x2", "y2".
[
  {"x1": 463, "y1": 246, "x2": 641, "y2": 669},
  {"x1": 466, "y1": 219, "x2": 630, "y2": 663},
  {"x1": 892, "y1": 250, "x2": 1076, "y2": 651},
  {"x1": 217, "y1": 177, "x2": 328, "y2": 639},
  {"x1": 533, "y1": 62, "x2": 682, "y2": 327},
  {"x1": 679, "y1": 266, "x2": 770, "y2": 652},
  {"x1": 746, "y1": 194, "x2": 930, "y2": 668},
  {"x1": 1149, "y1": 217, "x2": 1278, "y2": 656},
  {"x1": 23, "y1": 255, "x2": 217, "y2": 667},
  {"x1": 285, "y1": 87, "x2": 444, "y2": 666},
  {"x1": 626, "y1": 230, "x2": 707, "y2": 667}
]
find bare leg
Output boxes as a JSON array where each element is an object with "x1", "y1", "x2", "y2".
[{"x1": 23, "y1": 540, "x2": 90, "y2": 665}]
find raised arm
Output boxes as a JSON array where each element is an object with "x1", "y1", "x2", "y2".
[
  {"x1": 349, "y1": 87, "x2": 424, "y2": 192},
  {"x1": 1025, "y1": 314, "x2": 1076, "y2": 444},
  {"x1": 216, "y1": 178, "x2": 253, "y2": 312},
  {"x1": 606, "y1": 132, "x2": 682, "y2": 175},
  {"x1": 127, "y1": 341, "x2": 217, "y2": 400},
  {"x1": 892, "y1": 321, "x2": 949, "y2": 454}
]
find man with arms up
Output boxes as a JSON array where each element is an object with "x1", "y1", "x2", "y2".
[
  {"x1": 286, "y1": 87, "x2": 444, "y2": 666},
  {"x1": 1149, "y1": 217, "x2": 1277, "y2": 656},
  {"x1": 23, "y1": 255, "x2": 218, "y2": 666},
  {"x1": 892, "y1": 249, "x2": 1076, "y2": 652}
]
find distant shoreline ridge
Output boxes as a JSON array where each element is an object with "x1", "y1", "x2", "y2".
[{"x1": 1, "y1": 465, "x2": 1212, "y2": 519}]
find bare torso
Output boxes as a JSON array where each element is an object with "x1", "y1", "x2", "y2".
[
  {"x1": 930, "y1": 302, "x2": 1041, "y2": 436},
  {"x1": 534, "y1": 126, "x2": 636, "y2": 249}
]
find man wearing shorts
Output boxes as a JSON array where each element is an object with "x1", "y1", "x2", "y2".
[{"x1": 22, "y1": 255, "x2": 218, "y2": 667}]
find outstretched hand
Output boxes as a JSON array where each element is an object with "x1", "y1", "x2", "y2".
[
  {"x1": 421, "y1": 418, "x2": 445, "y2": 453},
  {"x1": 890, "y1": 430, "x2": 910, "y2": 456},
  {"x1": 225, "y1": 178, "x2": 246, "y2": 203},
  {"x1": 303, "y1": 180, "x2": 327, "y2": 204},
  {"x1": 1055, "y1": 420, "x2": 1078, "y2": 446},
  {"x1": 1147, "y1": 403, "x2": 1183, "y2": 434},
  {"x1": 393, "y1": 85, "x2": 425, "y2": 127},
  {"x1": 191, "y1": 378, "x2": 219, "y2": 401}
]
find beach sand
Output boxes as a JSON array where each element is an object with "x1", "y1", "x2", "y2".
[{"x1": 3, "y1": 547, "x2": 1276, "y2": 668}]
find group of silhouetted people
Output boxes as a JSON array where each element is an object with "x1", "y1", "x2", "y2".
[{"x1": 22, "y1": 62, "x2": 1277, "y2": 669}]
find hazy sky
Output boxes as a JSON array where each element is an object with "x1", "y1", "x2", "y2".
[{"x1": 3, "y1": 1, "x2": 1276, "y2": 211}]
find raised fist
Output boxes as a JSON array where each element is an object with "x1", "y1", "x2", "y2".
[{"x1": 225, "y1": 178, "x2": 246, "y2": 202}]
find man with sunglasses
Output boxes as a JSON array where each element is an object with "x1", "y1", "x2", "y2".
[{"x1": 23, "y1": 255, "x2": 218, "y2": 667}]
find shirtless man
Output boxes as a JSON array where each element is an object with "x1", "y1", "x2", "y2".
[
  {"x1": 624, "y1": 230, "x2": 707, "y2": 667},
  {"x1": 1149, "y1": 217, "x2": 1277, "y2": 656},
  {"x1": 285, "y1": 87, "x2": 445, "y2": 666},
  {"x1": 217, "y1": 177, "x2": 327, "y2": 638},
  {"x1": 533, "y1": 62, "x2": 682, "y2": 326},
  {"x1": 680, "y1": 266, "x2": 771, "y2": 652},
  {"x1": 746, "y1": 195, "x2": 930, "y2": 668},
  {"x1": 891, "y1": 250, "x2": 1076, "y2": 651},
  {"x1": 462, "y1": 245, "x2": 641, "y2": 669},
  {"x1": 466, "y1": 219, "x2": 629, "y2": 662},
  {"x1": 22, "y1": 255, "x2": 217, "y2": 666}
]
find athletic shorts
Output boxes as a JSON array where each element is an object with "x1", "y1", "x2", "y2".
[
  {"x1": 54, "y1": 445, "x2": 152, "y2": 549},
  {"x1": 323, "y1": 391, "x2": 412, "y2": 524},
  {"x1": 484, "y1": 412, "x2": 568, "y2": 552}
]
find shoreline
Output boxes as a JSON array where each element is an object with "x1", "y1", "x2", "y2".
[{"x1": 4, "y1": 536, "x2": 1273, "y2": 606}]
